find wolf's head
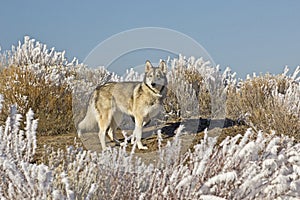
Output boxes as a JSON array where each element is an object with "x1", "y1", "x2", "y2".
[{"x1": 144, "y1": 60, "x2": 167, "y2": 94}]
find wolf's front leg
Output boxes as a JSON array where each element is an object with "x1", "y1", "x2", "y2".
[
  {"x1": 132, "y1": 118, "x2": 148, "y2": 150},
  {"x1": 98, "y1": 129, "x2": 107, "y2": 151}
]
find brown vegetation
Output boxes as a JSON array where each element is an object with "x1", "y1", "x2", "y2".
[
  {"x1": 0, "y1": 66, "x2": 75, "y2": 135},
  {"x1": 226, "y1": 74, "x2": 299, "y2": 141}
]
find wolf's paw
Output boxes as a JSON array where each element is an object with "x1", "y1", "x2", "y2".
[
  {"x1": 120, "y1": 142, "x2": 127, "y2": 147},
  {"x1": 77, "y1": 130, "x2": 82, "y2": 138},
  {"x1": 137, "y1": 145, "x2": 148, "y2": 150}
]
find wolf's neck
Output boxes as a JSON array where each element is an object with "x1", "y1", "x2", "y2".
[{"x1": 142, "y1": 83, "x2": 163, "y2": 97}]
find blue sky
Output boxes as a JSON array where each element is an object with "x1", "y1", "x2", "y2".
[{"x1": 1, "y1": 1, "x2": 299, "y2": 78}]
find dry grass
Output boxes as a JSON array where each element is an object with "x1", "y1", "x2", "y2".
[
  {"x1": 0, "y1": 65, "x2": 75, "y2": 135},
  {"x1": 226, "y1": 74, "x2": 300, "y2": 141}
]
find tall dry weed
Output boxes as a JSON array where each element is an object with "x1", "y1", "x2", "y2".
[
  {"x1": 0, "y1": 66, "x2": 74, "y2": 135},
  {"x1": 227, "y1": 74, "x2": 299, "y2": 141}
]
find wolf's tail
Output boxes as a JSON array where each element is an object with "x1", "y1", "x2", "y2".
[{"x1": 77, "y1": 96, "x2": 98, "y2": 137}]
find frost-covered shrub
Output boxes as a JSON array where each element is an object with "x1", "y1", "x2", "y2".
[
  {"x1": 0, "y1": 101, "x2": 50, "y2": 199},
  {"x1": 0, "y1": 47, "x2": 6, "y2": 69},
  {"x1": 8, "y1": 36, "x2": 71, "y2": 67},
  {"x1": 0, "y1": 106, "x2": 37, "y2": 163},
  {"x1": 1, "y1": 94, "x2": 300, "y2": 199},
  {"x1": 165, "y1": 57, "x2": 202, "y2": 119},
  {"x1": 227, "y1": 67, "x2": 300, "y2": 141},
  {"x1": 164, "y1": 55, "x2": 231, "y2": 120},
  {"x1": 0, "y1": 37, "x2": 82, "y2": 135},
  {"x1": 0, "y1": 37, "x2": 111, "y2": 135},
  {"x1": 2, "y1": 36, "x2": 81, "y2": 87},
  {"x1": 0, "y1": 66, "x2": 74, "y2": 135}
]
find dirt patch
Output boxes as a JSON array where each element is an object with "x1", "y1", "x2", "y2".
[
  {"x1": 35, "y1": 118, "x2": 248, "y2": 164},
  {"x1": 35, "y1": 132, "x2": 85, "y2": 163},
  {"x1": 190, "y1": 125, "x2": 249, "y2": 148}
]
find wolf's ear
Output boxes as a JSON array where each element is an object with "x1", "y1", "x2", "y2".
[
  {"x1": 145, "y1": 60, "x2": 152, "y2": 73},
  {"x1": 159, "y1": 61, "x2": 167, "y2": 74}
]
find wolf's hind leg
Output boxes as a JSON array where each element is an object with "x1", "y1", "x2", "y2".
[
  {"x1": 108, "y1": 112, "x2": 122, "y2": 144},
  {"x1": 107, "y1": 119, "x2": 121, "y2": 144},
  {"x1": 98, "y1": 109, "x2": 112, "y2": 151}
]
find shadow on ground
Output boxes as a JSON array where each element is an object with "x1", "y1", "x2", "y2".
[{"x1": 159, "y1": 118, "x2": 243, "y2": 137}]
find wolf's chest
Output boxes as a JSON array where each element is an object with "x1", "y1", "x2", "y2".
[{"x1": 142, "y1": 98, "x2": 161, "y2": 116}]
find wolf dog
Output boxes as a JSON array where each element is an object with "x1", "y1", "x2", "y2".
[{"x1": 77, "y1": 60, "x2": 167, "y2": 150}]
